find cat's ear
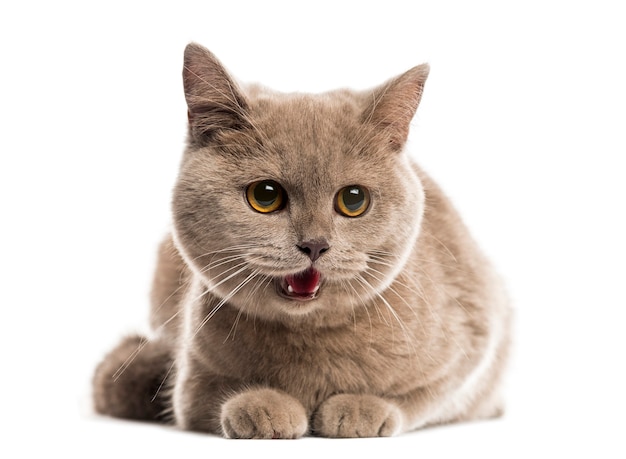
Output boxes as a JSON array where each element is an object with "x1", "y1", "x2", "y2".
[
  {"x1": 363, "y1": 64, "x2": 430, "y2": 151},
  {"x1": 183, "y1": 43, "x2": 249, "y2": 142}
]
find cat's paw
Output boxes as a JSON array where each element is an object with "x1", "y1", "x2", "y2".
[
  {"x1": 313, "y1": 394, "x2": 403, "y2": 438},
  {"x1": 220, "y1": 388, "x2": 308, "y2": 439}
]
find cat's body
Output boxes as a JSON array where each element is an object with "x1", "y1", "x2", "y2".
[{"x1": 93, "y1": 43, "x2": 511, "y2": 438}]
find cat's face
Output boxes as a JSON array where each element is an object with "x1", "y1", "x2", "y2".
[{"x1": 172, "y1": 44, "x2": 428, "y2": 325}]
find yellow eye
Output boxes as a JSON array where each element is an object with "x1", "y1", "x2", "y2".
[
  {"x1": 246, "y1": 180, "x2": 286, "y2": 213},
  {"x1": 335, "y1": 185, "x2": 370, "y2": 217}
]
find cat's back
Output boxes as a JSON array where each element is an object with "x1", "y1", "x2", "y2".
[{"x1": 408, "y1": 164, "x2": 512, "y2": 423}]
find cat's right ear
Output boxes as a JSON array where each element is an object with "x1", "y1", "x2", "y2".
[
  {"x1": 362, "y1": 64, "x2": 430, "y2": 152},
  {"x1": 183, "y1": 43, "x2": 249, "y2": 142}
]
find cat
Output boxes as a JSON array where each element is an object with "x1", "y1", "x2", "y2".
[{"x1": 93, "y1": 43, "x2": 512, "y2": 439}]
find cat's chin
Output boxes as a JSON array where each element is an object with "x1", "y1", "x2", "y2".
[{"x1": 276, "y1": 282, "x2": 320, "y2": 302}]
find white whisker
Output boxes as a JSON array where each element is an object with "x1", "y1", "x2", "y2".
[
  {"x1": 343, "y1": 279, "x2": 374, "y2": 343},
  {"x1": 151, "y1": 360, "x2": 176, "y2": 403},
  {"x1": 112, "y1": 336, "x2": 149, "y2": 381},
  {"x1": 192, "y1": 269, "x2": 261, "y2": 338},
  {"x1": 225, "y1": 273, "x2": 269, "y2": 342},
  {"x1": 356, "y1": 273, "x2": 418, "y2": 356},
  {"x1": 200, "y1": 254, "x2": 250, "y2": 273},
  {"x1": 353, "y1": 275, "x2": 389, "y2": 326}
]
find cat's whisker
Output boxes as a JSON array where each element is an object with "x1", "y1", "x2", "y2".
[
  {"x1": 355, "y1": 274, "x2": 397, "y2": 339},
  {"x1": 151, "y1": 359, "x2": 176, "y2": 403},
  {"x1": 367, "y1": 257, "x2": 396, "y2": 270},
  {"x1": 365, "y1": 257, "x2": 433, "y2": 308},
  {"x1": 367, "y1": 250, "x2": 401, "y2": 264},
  {"x1": 112, "y1": 284, "x2": 191, "y2": 381},
  {"x1": 356, "y1": 274, "x2": 418, "y2": 356},
  {"x1": 413, "y1": 257, "x2": 467, "y2": 272},
  {"x1": 192, "y1": 296, "x2": 230, "y2": 339},
  {"x1": 192, "y1": 269, "x2": 262, "y2": 338},
  {"x1": 192, "y1": 271, "x2": 258, "y2": 338},
  {"x1": 362, "y1": 269, "x2": 411, "y2": 319},
  {"x1": 368, "y1": 250, "x2": 454, "y2": 272},
  {"x1": 364, "y1": 266, "x2": 415, "y2": 309},
  {"x1": 365, "y1": 265, "x2": 419, "y2": 298},
  {"x1": 368, "y1": 255, "x2": 438, "y2": 319},
  {"x1": 165, "y1": 266, "x2": 248, "y2": 346},
  {"x1": 420, "y1": 230, "x2": 459, "y2": 264},
  {"x1": 226, "y1": 308, "x2": 245, "y2": 342},
  {"x1": 202, "y1": 247, "x2": 256, "y2": 270},
  {"x1": 190, "y1": 244, "x2": 258, "y2": 265},
  {"x1": 225, "y1": 273, "x2": 269, "y2": 342},
  {"x1": 152, "y1": 278, "x2": 189, "y2": 315},
  {"x1": 367, "y1": 256, "x2": 395, "y2": 266},
  {"x1": 112, "y1": 336, "x2": 149, "y2": 382},
  {"x1": 343, "y1": 278, "x2": 375, "y2": 344},
  {"x1": 201, "y1": 261, "x2": 251, "y2": 287},
  {"x1": 352, "y1": 275, "x2": 389, "y2": 327},
  {"x1": 363, "y1": 268, "x2": 434, "y2": 361},
  {"x1": 370, "y1": 246, "x2": 463, "y2": 272},
  {"x1": 200, "y1": 253, "x2": 251, "y2": 273},
  {"x1": 368, "y1": 249, "x2": 396, "y2": 256},
  {"x1": 338, "y1": 279, "x2": 357, "y2": 332}
]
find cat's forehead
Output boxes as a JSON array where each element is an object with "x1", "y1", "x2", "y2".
[
  {"x1": 255, "y1": 91, "x2": 365, "y2": 148},
  {"x1": 248, "y1": 90, "x2": 364, "y2": 148},
  {"x1": 241, "y1": 90, "x2": 382, "y2": 189}
]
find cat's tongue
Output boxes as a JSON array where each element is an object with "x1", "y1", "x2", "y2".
[{"x1": 285, "y1": 267, "x2": 321, "y2": 296}]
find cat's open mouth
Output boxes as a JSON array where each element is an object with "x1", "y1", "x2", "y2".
[{"x1": 277, "y1": 267, "x2": 322, "y2": 302}]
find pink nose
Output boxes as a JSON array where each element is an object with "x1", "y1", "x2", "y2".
[{"x1": 297, "y1": 240, "x2": 330, "y2": 262}]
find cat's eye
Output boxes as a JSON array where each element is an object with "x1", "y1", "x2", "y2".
[
  {"x1": 246, "y1": 180, "x2": 286, "y2": 213},
  {"x1": 335, "y1": 185, "x2": 370, "y2": 217}
]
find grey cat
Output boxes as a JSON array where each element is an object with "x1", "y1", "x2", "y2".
[{"x1": 93, "y1": 43, "x2": 512, "y2": 438}]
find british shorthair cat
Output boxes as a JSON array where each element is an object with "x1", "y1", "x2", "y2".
[{"x1": 93, "y1": 43, "x2": 511, "y2": 438}]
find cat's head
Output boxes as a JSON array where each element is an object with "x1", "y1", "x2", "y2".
[{"x1": 172, "y1": 43, "x2": 429, "y2": 326}]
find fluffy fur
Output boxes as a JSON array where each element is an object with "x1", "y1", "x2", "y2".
[{"x1": 93, "y1": 43, "x2": 512, "y2": 438}]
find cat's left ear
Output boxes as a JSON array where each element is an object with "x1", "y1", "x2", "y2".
[
  {"x1": 363, "y1": 64, "x2": 430, "y2": 151},
  {"x1": 182, "y1": 43, "x2": 250, "y2": 142}
]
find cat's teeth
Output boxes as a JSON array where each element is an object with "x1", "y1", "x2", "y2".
[
  {"x1": 312, "y1": 285, "x2": 320, "y2": 293},
  {"x1": 287, "y1": 285, "x2": 294, "y2": 293}
]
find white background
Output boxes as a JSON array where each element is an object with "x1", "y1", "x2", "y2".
[{"x1": 1, "y1": 1, "x2": 625, "y2": 457}]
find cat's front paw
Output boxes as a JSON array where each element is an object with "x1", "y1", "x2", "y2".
[
  {"x1": 313, "y1": 394, "x2": 402, "y2": 438},
  {"x1": 220, "y1": 388, "x2": 308, "y2": 439}
]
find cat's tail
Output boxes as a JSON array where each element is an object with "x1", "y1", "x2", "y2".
[{"x1": 92, "y1": 335, "x2": 174, "y2": 422}]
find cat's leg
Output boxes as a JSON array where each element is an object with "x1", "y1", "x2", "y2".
[
  {"x1": 312, "y1": 389, "x2": 499, "y2": 437},
  {"x1": 312, "y1": 388, "x2": 451, "y2": 437},
  {"x1": 174, "y1": 364, "x2": 308, "y2": 438},
  {"x1": 221, "y1": 388, "x2": 308, "y2": 439},
  {"x1": 313, "y1": 365, "x2": 507, "y2": 438},
  {"x1": 312, "y1": 394, "x2": 403, "y2": 437},
  {"x1": 92, "y1": 335, "x2": 173, "y2": 422}
]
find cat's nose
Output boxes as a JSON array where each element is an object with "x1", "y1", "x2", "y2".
[{"x1": 297, "y1": 239, "x2": 330, "y2": 262}]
